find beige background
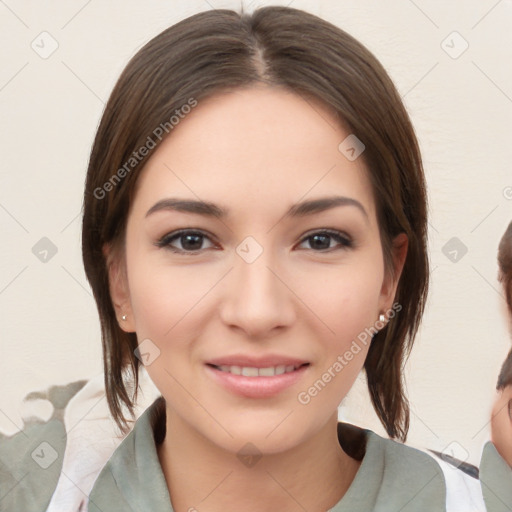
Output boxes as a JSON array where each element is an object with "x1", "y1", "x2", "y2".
[{"x1": 1, "y1": 0, "x2": 511, "y2": 466}]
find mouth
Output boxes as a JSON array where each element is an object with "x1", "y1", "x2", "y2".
[
  {"x1": 206, "y1": 362, "x2": 310, "y2": 377},
  {"x1": 204, "y1": 358, "x2": 311, "y2": 398}
]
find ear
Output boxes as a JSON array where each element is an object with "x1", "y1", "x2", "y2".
[
  {"x1": 378, "y1": 233, "x2": 408, "y2": 313},
  {"x1": 103, "y1": 242, "x2": 136, "y2": 333}
]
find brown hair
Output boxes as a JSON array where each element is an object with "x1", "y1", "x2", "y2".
[
  {"x1": 497, "y1": 350, "x2": 512, "y2": 390},
  {"x1": 497, "y1": 221, "x2": 512, "y2": 389},
  {"x1": 498, "y1": 221, "x2": 512, "y2": 314},
  {"x1": 82, "y1": 6, "x2": 428, "y2": 441}
]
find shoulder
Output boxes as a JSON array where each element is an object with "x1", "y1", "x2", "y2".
[
  {"x1": 337, "y1": 422, "x2": 486, "y2": 511},
  {"x1": 367, "y1": 430, "x2": 449, "y2": 504},
  {"x1": 88, "y1": 397, "x2": 170, "y2": 512},
  {"x1": 479, "y1": 440, "x2": 512, "y2": 510},
  {"x1": 46, "y1": 370, "x2": 161, "y2": 512},
  {"x1": 0, "y1": 411, "x2": 68, "y2": 512},
  {"x1": 0, "y1": 380, "x2": 92, "y2": 512},
  {"x1": 376, "y1": 433, "x2": 490, "y2": 511}
]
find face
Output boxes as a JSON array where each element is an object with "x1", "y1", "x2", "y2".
[
  {"x1": 107, "y1": 85, "x2": 406, "y2": 455},
  {"x1": 491, "y1": 387, "x2": 512, "y2": 467}
]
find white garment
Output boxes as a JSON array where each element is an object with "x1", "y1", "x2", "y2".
[
  {"x1": 416, "y1": 446, "x2": 486, "y2": 511},
  {"x1": 45, "y1": 369, "x2": 160, "y2": 512}
]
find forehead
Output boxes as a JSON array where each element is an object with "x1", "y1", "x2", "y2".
[{"x1": 131, "y1": 85, "x2": 377, "y2": 224}]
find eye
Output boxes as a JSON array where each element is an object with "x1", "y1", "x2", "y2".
[
  {"x1": 155, "y1": 229, "x2": 217, "y2": 254},
  {"x1": 155, "y1": 228, "x2": 353, "y2": 255},
  {"x1": 297, "y1": 229, "x2": 353, "y2": 252}
]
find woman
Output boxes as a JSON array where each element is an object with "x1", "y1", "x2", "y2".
[
  {"x1": 80, "y1": 6, "x2": 508, "y2": 511},
  {"x1": 1, "y1": 5, "x2": 507, "y2": 512}
]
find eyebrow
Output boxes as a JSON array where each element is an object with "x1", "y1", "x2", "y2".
[{"x1": 145, "y1": 196, "x2": 368, "y2": 220}]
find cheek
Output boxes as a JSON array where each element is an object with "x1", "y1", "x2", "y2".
[
  {"x1": 491, "y1": 393, "x2": 512, "y2": 466},
  {"x1": 128, "y1": 256, "x2": 213, "y2": 338},
  {"x1": 294, "y1": 258, "x2": 385, "y2": 335},
  {"x1": 126, "y1": 261, "x2": 215, "y2": 397},
  {"x1": 292, "y1": 261, "x2": 383, "y2": 400}
]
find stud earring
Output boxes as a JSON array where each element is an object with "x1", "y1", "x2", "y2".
[
  {"x1": 379, "y1": 313, "x2": 386, "y2": 323},
  {"x1": 121, "y1": 314, "x2": 127, "y2": 321}
]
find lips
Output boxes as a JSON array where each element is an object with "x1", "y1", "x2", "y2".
[
  {"x1": 206, "y1": 355, "x2": 310, "y2": 368},
  {"x1": 208, "y1": 363, "x2": 308, "y2": 377},
  {"x1": 204, "y1": 355, "x2": 311, "y2": 398},
  {"x1": 206, "y1": 355, "x2": 310, "y2": 377}
]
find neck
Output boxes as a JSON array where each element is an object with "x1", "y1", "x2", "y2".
[{"x1": 157, "y1": 406, "x2": 361, "y2": 512}]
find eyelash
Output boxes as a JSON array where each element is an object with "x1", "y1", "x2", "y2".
[{"x1": 154, "y1": 229, "x2": 354, "y2": 255}]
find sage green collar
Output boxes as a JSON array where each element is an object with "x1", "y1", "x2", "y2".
[
  {"x1": 89, "y1": 398, "x2": 448, "y2": 511},
  {"x1": 88, "y1": 399, "x2": 172, "y2": 512},
  {"x1": 479, "y1": 440, "x2": 512, "y2": 511},
  {"x1": 330, "y1": 430, "x2": 446, "y2": 511}
]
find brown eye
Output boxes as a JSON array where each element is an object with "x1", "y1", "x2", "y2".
[
  {"x1": 297, "y1": 230, "x2": 353, "y2": 251},
  {"x1": 155, "y1": 230, "x2": 216, "y2": 254}
]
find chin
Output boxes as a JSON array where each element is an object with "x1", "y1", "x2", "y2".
[{"x1": 221, "y1": 409, "x2": 327, "y2": 455}]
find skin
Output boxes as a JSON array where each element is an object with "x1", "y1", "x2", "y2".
[
  {"x1": 490, "y1": 289, "x2": 512, "y2": 468},
  {"x1": 491, "y1": 386, "x2": 512, "y2": 467},
  {"x1": 106, "y1": 85, "x2": 407, "y2": 511}
]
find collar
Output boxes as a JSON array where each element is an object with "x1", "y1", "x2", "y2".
[
  {"x1": 479, "y1": 440, "x2": 512, "y2": 511},
  {"x1": 89, "y1": 397, "x2": 447, "y2": 512}
]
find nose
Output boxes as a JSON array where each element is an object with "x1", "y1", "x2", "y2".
[{"x1": 219, "y1": 248, "x2": 296, "y2": 339}]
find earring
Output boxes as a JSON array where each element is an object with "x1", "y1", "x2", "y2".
[
  {"x1": 379, "y1": 313, "x2": 386, "y2": 323},
  {"x1": 121, "y1": 314, "x2": 127, "y2": 321}
]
